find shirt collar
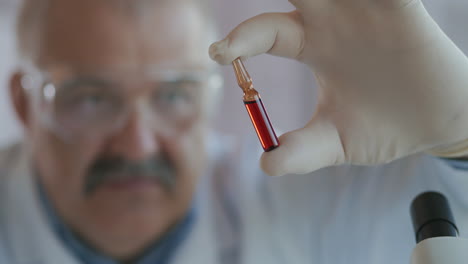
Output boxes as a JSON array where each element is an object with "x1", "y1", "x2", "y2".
[{"x1": 36, "y1": 179, "x2": 196, "y2": 264}]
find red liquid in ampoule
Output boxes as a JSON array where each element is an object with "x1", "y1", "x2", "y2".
[{"x1": 244, "y1": 98, "x2": 279, "y2": 152}]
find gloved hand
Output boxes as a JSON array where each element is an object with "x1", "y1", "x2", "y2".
[{"x1": 209, "y1": 0, "x2": 468, "y2": 176}]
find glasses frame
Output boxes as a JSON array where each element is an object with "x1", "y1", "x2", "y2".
[{"x1": 20, "y1": 64, "x2": 224, "y2": 142}]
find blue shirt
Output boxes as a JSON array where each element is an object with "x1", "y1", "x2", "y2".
[
  {"x1": 37, "y1": 182, "x2": 196, "y2": 264},
  {"x1": 442, "y1": 158, "x2": 468, "y2": 171}
]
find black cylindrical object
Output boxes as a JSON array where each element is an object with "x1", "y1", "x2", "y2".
[{"x1": 410, "y1": 192, "x2": 458, "y2": 243}]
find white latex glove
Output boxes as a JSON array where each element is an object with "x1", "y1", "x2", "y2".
[{"x1": 209, "y1": 0, "x2": 468, "y2": 176}]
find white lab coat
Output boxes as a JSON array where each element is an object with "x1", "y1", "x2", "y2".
[{"x1": 0, "y1": 137, "x2": 467, "y2": 264}]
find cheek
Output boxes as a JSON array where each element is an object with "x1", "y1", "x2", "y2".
[
  {"x1": 166, "y1": 125, "x2": 208, "y2": 190},
  {"x1": 32, "y1": 128, "x2": 105, "y2": 196}
]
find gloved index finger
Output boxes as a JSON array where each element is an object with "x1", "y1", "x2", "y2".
[{"x1": 209, "y1": 11, "x2": 305, "y2": 65}]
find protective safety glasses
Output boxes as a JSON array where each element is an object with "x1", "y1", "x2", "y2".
[{"x1": 21, "y1": 65, "x2": 223, "y2": 141}]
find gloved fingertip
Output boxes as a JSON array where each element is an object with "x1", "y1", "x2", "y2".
[
  {"x1": 260, "y1": 133, "x2": 297, "y2": 176},
  {"x1": 260, "y1": 151, "x2": 287, "y2": 176},
  {"x1": 260, "y1": 123, "x2": 344, "y2": 176},
  {"x1": 209, "y1": 39, "x2": 233, "y2": 65}
]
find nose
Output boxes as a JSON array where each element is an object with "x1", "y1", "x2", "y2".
[{"x1": 107, "y1": 105, "x2": 159, "y2": 161}]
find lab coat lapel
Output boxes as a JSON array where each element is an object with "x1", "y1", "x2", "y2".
[{"x1": 2, "y1": 145, "x2": 79, "y2": 264}]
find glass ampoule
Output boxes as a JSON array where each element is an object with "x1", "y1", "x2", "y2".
[{"x1": 232, "y1": 58, "x2": 279, "y2": 152}]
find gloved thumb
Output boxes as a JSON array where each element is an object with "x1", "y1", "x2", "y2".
[
  {"x1": 260, "y1": 116, "x2": 345, "y2": 176},
  {"x1": 209, "y1": 11, "x2": 305, "y2": 65}
]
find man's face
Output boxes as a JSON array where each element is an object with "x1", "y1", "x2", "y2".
[{"x1": 19, "y1": 0, "x2": 215, "y2": 257}]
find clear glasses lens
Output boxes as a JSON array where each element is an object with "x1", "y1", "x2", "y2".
[{"x1": 31, "y1": 70, "x2": 219, "y2": 139}]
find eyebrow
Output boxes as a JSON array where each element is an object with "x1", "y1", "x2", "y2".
[
  {"x1": 156, "y1": 71, "x2": 213, "y2": 83},
  {"x1": 58, "y1": 76, "x2": 116, "y2": 91}
]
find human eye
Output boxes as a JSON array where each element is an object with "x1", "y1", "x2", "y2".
[
  {"x1": 153, "y1": 81, "x2": 194, "y2": 106},
  {"x1": 55, "y1": 78, "x2": 120, "y2": 119},
  {"x1": 74, "y1": 92, "x2": 110, "y2": 110}
]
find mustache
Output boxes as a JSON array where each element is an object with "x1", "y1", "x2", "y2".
[{"x1": 84, "y1": 155, "x2": 176, "y2": 196}]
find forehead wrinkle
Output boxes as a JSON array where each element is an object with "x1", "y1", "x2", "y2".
[
  {"x1": 135, "y1": 5, "x2": 209, "y2": 67},
  {"x1": 35, "y1": 0, "x2": 213, "y2": 71},
  {"x1": 18, "y1": 0, "x2": 217, "y2": 66},
  {"x1": 38, "y1": 0, "x2": 150, "y2": 69}
]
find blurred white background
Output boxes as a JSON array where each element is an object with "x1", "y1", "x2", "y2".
[
  {"x1": 0, "y1": 0, "x2": 467, "y2": 147},
  {"x1": 0, "y1": 0, "x2": 22, "y2": 146}
]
